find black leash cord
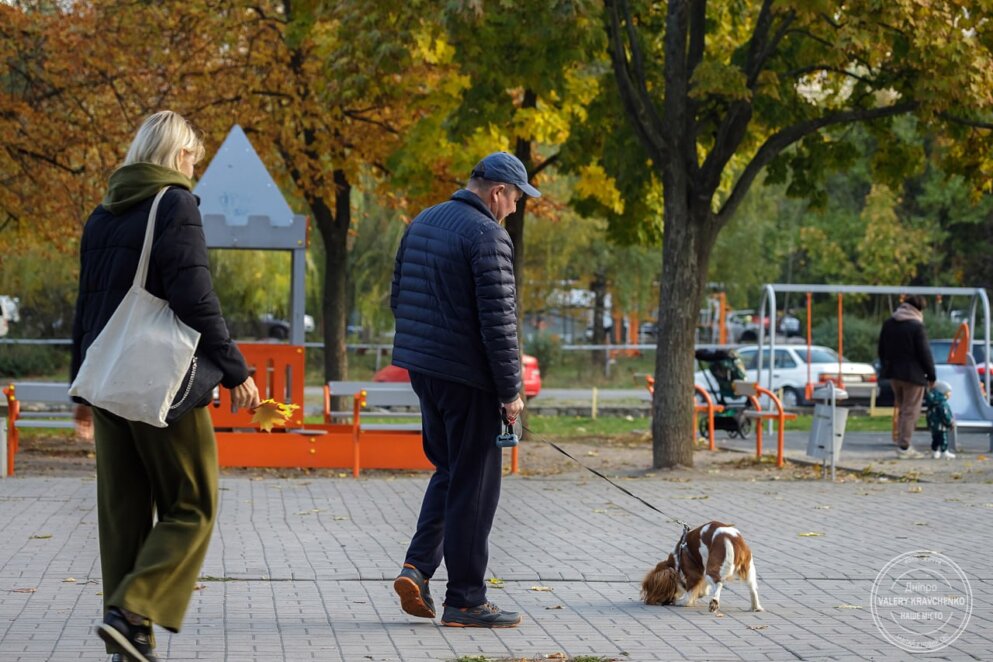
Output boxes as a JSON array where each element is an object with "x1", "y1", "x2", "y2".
[{"x1": 522, "y1": 424, "x2": 692, "y2": 532}]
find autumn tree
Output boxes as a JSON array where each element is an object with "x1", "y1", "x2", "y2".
[
  {"x1": 603, "y1": 0, "x2": 993, "y2": 467},
  {"x1": 1, "y1": 1, "x2": 439, "y2": 381}
]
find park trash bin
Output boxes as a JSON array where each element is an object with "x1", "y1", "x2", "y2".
[{"x1": 807, "y1": 382, "x2": 848, "y2": 480}]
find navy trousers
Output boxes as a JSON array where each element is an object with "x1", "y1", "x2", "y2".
[{"x1": 405, "y1": 371, "x2": 503, "y2": 608}]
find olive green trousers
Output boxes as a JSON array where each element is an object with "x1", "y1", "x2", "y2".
[{"x1": 92, "y1": 406, "x2": 218, "y2": 633}]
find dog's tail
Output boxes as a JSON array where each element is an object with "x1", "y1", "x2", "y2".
[{"x1": 735, "y1": 539, "x2": 753, "y2": 580}]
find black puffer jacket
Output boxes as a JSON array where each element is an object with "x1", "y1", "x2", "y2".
[
  {"x1": 71, "y1": 186, "x2": 249, "y2": 401},
  {"x1": 390, "y1": 189, "x2": 522, "y2": 402}
]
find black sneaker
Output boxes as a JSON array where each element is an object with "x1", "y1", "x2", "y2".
[
  {"x1": 441, "y1": 602, "x2": 522, "y2": 628},
  {"x1": 96, "y1": 608, "x2": 158, "y2": 662},
  {"x1": 393, "y1": 563, "x2": 436, "y2": 618}
]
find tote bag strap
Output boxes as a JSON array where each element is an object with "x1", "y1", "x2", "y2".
[{"x1": 133, "y1": 187, "x2": 171, "y2": 289}]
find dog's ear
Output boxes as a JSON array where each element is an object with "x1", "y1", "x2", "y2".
[
  {"x1": 642, "y1": 566, "x2": 678, "y2": 605},
  {"x1": 662, "y1": 553, "x2": 675, "y2": 569}
]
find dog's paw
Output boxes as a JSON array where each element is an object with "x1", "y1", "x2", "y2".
[
  {"x1": 709, "y1": 599, "x2": 720, "y2": 613},
  {"x1": 752, "y1": 605, "x2": 765, "y2": 612}
]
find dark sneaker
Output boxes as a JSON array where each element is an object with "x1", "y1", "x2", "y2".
[
  {"x1": 393, "y1": 563, "x2": 436, "y2": 618},
  {"x1": 96, "y1": 608, "x2": 158, "y2": 662},
  {"x1": 441, "y1": 602, "x2": 522, "y2": 628}
]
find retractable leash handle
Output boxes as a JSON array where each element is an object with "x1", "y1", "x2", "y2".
[{"x1": 496, "y1": 407, "x2": 519, "y2": 448}]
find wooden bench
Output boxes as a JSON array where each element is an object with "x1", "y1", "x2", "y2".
[
  {"x1": 3, "y1": 382, "x2": 78, "y2": 476},
  {"x1": 733, "y1": 381, "x2": 797, "y2": 468}
]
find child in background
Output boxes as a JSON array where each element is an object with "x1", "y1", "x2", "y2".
[{"x1": 924, "y1": 381, "x2": 955, "y2": 459}]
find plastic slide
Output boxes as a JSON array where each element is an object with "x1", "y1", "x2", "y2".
[{"x1": 934, "y1": 355, "x2": 993, "y2": 451}]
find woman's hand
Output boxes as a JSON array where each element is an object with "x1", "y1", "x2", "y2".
[{"x1": 230, "y1": 376, "x2": 261, "y2": 411}]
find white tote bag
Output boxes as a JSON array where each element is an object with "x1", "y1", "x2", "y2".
[{"x1": 69, "y1": 187, "x2": 201, "y2": 427}]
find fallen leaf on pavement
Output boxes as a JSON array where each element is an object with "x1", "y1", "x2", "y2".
[
  {"x1": 530, "y1": 585, "x2": 553, "y2": 592},
  {"x1": 798, "y1": 532, "x2": 825, "y2": 537},
  {"x1": 908, "y1": 486, "x2": 923, "y2": 493},
  {"x1": 545, "y1": 604, "x2": 563, "y2": 610},
  {"x1": 747, "y1": 624, "x2": 768, "y2": 630},
  {"x1": 11, "y1": 587, "x2": 36, "y2": 593},
  {"x1": 835, "y1": 604, "x2": 862, "y2": 609},
  {"x1": 29, "y1": 534, "x2": 52, "y2": 540},
  {"x1": 487, "y1": 577, "x2": 504, "y2": 587},
  {"x1": 62, "y1": 577, "x2": 76, "y2": 583}
]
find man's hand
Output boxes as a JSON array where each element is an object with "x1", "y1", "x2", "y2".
[
  {"x1": 231, "y1": 376, "x2": 261, "y2": 411},
  {"x1": 502, "y1": 395, "x2": 524, "y2": 423}
]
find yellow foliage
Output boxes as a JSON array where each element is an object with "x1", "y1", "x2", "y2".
[{"x1": 575, "y1": 163, "x2": 624, "y2": 215}]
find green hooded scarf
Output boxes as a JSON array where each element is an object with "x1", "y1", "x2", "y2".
[{"x1": 102, "y1": 163, "x2": 193, "y2": 215}]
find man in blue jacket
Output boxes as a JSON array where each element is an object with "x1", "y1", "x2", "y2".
[{"x1": 390, "y1": 152, "x2": 539, "y2": 628}]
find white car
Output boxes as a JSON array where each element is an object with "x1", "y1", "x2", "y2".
[{"x1": 695, "y1": 344, "x2": 877, "y2": 407}]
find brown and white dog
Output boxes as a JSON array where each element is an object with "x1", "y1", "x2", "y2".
[{"x1": 641, "y1": 521, "x2": 762, "y2": 613}]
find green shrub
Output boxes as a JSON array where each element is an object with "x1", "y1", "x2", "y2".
[
  {"x1": 0, "y1": 343, "x2": 71, "y2": 379},
  {"x1": 924, "y1": 315, "x2": 960, "y2": 340},
  {"x1": 525, "y1": 332, "x2": 563, "y2": 378},
  {"x1": 811, "y1": 316, "x2": 881, "y2": 363}
]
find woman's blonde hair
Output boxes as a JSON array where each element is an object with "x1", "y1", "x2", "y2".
[{"x1": 123, "y1": 110, "x2": 205, "y2": 171}]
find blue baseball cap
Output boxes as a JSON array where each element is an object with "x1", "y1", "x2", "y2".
[{"x1": 470, "y1": 152, "x2": 541, "y2": 198}]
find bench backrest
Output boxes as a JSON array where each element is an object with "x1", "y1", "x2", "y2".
[
  {"x1": 328, "y1": 381, "x2": 412, "y2": 396},
  {"x1": 327, "y1": 381, "x2": 420, "y2": 412},
  {"x1": 6, "y1": 382, "x2": 73, "y2": 406},
  {"x1": 363, "y1": 388, "x2": 420, "y2": 408}
]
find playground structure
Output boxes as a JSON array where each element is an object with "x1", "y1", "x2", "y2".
[
  {"x1": 755, "y1": 284, "x2": 992, "y2": 404},
  {"x1": 934, "y1": 323, "x2": 993, "y2": 452}
]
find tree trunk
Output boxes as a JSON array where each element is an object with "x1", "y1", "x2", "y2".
[
  {"x1": 311, "y1": 169, "x2": 351, "y2": 383},
  {"x1": 507, "y1": 99, "x2": 537, "y2": 433},
  {"x1": 652, "y1": 204, "x2": 714, "y2": 468}
]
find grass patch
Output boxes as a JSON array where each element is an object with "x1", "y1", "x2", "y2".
[{"x1": 526, "y1": 415, "x2": 650, "y2": 437}]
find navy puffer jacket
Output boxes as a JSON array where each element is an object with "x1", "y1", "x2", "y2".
[
  {"x1": 71, "y1": 187, "x2": 249, "y2": 401},
  {"x1": 390, "y1": 189, "x2": 522, "y2": 402}
]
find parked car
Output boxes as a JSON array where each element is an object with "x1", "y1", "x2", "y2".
[
  {"x1": 695, "y1": 344, "x2": 877, "y2": 407},
  {"x1": 260, "y1": 312, "x2": 315, "y2": 339},
  {"x1": 0, "y1": 295, "x2": 19, "y2": 337},
  {"x1": 372, "y1": 354, "x2": 543, "y2": 400},
  {"x1": 725, "y1": 310, "x2": 771, "y2": 343}
]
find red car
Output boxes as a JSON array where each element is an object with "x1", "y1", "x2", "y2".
[{"x1": 373, "y1": 354, "x2": 542, "y2": 399}]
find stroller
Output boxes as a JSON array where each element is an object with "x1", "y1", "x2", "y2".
[{"x1": 695, "y1": 348, "x2": 751, "y2": 439}]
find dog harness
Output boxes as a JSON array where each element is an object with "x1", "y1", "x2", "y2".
[{"x1": 672, "y1": 524, "x2": 690, "y2": 586}]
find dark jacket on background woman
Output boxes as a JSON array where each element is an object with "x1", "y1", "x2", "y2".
[{"x1": 878, "y1": 303, "x2": 936, "y2": 386}]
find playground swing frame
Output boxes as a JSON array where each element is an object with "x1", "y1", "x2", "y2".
[{"x1": 755, "y1": 284, "x2": 992, "y2": 402}]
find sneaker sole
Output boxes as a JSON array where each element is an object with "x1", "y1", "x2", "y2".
[
  {"x1": 96, "y1": 624, "x2": 152, "y2": 662},
  {"x1": 441, "y1": 618, "x2": 522, "y2": 628},
  {"x1": 393, "y1": 576, "x2": 435, "y2": 618}
]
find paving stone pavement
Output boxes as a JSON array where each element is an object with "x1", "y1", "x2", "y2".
[{"x1": 0, "y1": 473, "x2": 990, "y2": 661}]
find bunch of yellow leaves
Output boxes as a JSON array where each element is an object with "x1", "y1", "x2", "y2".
[{"x1": 251, "y1": 399, "x2": 301, "y2": 432}]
